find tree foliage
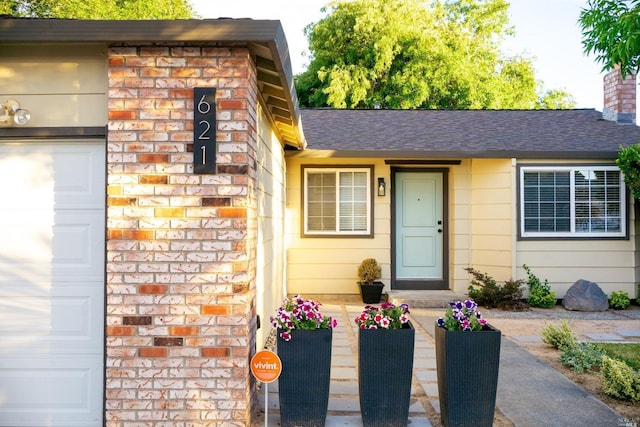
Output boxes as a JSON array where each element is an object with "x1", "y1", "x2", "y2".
[
  {"x1": 295, "y1": 0, "x2": 574, "y2": 109},
  {"x1": 579, "y1": 0, "x2": 640, "y2": 77},
  {"x1": 1, "y1": 0, "x2": 194, "y2": 19}
]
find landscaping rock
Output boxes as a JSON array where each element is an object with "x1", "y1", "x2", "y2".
[{"x1": 563, "y1": 279, "x2": 609, "y2": 311}]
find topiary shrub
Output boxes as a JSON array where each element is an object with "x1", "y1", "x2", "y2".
[
  {"x1": 357, "y1": 258, "x2": 382, "y2": 284},
  {"x1": 465, "y1": 267, "x2": 526, "y2": 310},
  {"x1": 609, "y1": 290, "x2": 631, "y2": 310},
  {"x1": 523, "y1": 264, "x2": 556, "y2": 308},
  {"x1": 602, "y1": 356, "x2": 640, "y2": 402}
]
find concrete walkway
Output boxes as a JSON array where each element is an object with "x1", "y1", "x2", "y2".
[{"x1": 254, "y1": 299, "x2": 639, "y2": 426}]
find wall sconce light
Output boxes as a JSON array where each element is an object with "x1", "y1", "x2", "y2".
[
  {"x1": 377, "y1": 177, "x2": 386, "y2": 196},
  {"x1": 0, "y1": 100, "x2": 31, "y2": 126}
]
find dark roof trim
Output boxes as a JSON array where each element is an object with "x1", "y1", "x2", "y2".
[
  {"x1": 0, "y1": 18, "x2": 305, "y2": 148},
  {"x1": 286, "y1": 149, "x2": 619, "y2": 160},
  {"x1": 385, "y1": 159, "x2": 462, "y2": 165},
  {"x1": 0, "y1": 18, "x2": 285, "y2": 43},
  {"x1": 0, "y1": 126, "x2": 106, "y2": 139}
]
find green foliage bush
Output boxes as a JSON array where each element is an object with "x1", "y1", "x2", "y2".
[
  {"x1": 523, "y1": 264, "x2": 556, "y2": 308},
  {"x1": 465, "y1": 267, "x2": 526, "y2": 309},
  {"x1": 609, "y1": 290, "x2": 631, "y2": 310},
  {"x1": 541, "y1": 320, "x2": 577, "y2": 350},
  {"x1": 542, "y1": 321, "x2": 602, "y2": 373},
  {"x1": 601, "y1": 356, "x2": 640, "y2": 402},
  {"x1": 559, "y1": 342, "x2": 603, "y2": 373},
  {"x1": 617, "y1": 144, "x2": 640, "y2": 200}
]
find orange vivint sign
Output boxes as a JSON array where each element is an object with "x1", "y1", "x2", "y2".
[{"x1": 250, "y1": 350, "x2": 282, "y2": 383}]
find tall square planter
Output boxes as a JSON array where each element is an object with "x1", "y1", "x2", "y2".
[
  {"x1": 276, "y1": 328, "x2": 332, "y2": 427},
  {"x1": 358, "y1": 321, "x2": 415, "y2": 427},
  {"x1": 435, "y1": 324, "x2": 501, "y2": 427}
]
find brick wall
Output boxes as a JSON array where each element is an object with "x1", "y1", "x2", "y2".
[{"x1": 105, "y1": 45, "x2": 259, "y2": 426}]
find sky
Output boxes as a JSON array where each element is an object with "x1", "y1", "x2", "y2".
[{"x1": 190, "y1": 0, "x2": 611, "y2": 110}]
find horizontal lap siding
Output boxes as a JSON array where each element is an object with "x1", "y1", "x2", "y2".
[
  {"x1": 285, "y1": 158, "x2": 390, "y2": 295},
  {"x1": 516, "y1": 241, "x2": 636, "y2": 297},
  {"x1": 0, "y1": 44, "x2": 107, "y2": 127},
  {"x1": 469, "y1": 159, "x2": 514, "y2": 283}
]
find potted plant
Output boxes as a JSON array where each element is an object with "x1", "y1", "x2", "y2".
[
  {"x1": 357, "y1": 258, "x2": 385, "y2": 303},
  {"x1": 435, "y1": 300, "x2": 501, "y2": 427},
  {"x1": 270, "y1": 295, "x2": 338, "y2": 427},
  {"x1": 355, "y1": 302, "x2": 414, "y2": 427}
]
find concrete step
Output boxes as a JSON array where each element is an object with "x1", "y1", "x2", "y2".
[{"x1": 387, "y1": 290, "x2": 469, "y2": 308}]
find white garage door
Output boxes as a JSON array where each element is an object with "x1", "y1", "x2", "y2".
[{"x1": 0, "y1": 141, "x2": 105, "y2": 427}]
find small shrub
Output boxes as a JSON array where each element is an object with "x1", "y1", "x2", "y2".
[
  {"x1": 601, "y1": 356, "x2": 640, "y2": 402},
  {"x1": 609, "y1": 290, "x2": 631, "y2": 310},
  {"x1": 541, "y1": 320, "x2": 576, "y2": 350},
  {"x1": 559, "y1": 342, "x2": 603, "y2": 373},
  {"x1": 465, "y1": 267, "x2": 526, "y2": 310},
  {"x1": 523, "y1": 264, "x2": 556, "y2": 308},
  {"x1": 357, "y1": 258, "x2": 382, "y2": 284}
]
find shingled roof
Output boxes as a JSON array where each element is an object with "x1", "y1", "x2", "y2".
[{"x1": 295, "y1": 108, "x2": 640, "y2": 159}]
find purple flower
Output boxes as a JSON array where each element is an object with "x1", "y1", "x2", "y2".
[{"x1": 435, "y1": 299, "x2": 488, "y2": 332}]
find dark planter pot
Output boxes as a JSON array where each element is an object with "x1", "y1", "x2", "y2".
[
  {"x1": 358, "y1": 281, "x2": 385, "y2": 304},
  {"x1": 435, "y1": 324, "x2": 501, "y2": 427},
  {"x1": 276, "y1": 328, "x2": 332, "y2": 427},
  {"x1": 358, "y1": 321, "x2": 415, "y2": 427}
]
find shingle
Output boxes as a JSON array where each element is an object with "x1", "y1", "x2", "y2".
[{"x1": 299, "y1": 109, "x2": 640, "y2": 159}]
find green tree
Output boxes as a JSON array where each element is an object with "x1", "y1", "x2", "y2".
[
  {"x1": 296, "y1": 0, "x2": 573, "y2": 109},
  {"x1": 2, "y1": 0, "x2": 194, "y2": 19},
  {"x1": 579, "y1": 0, "x2": 640, "y2": 77},
  {"x1": 536, "y1": 88, "x2": 576, "y2": 109}
]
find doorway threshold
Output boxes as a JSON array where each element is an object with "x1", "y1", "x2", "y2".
[{"x1": 387, "y1": 290, "x2": 468, "y2": 308}]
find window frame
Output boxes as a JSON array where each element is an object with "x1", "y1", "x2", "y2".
[
  {"x1": 518, "y1": 164, "x2": 627, "y2": 239},
  {"x1": 301, "y1": 165, "x2": 375, "y2": 238}
]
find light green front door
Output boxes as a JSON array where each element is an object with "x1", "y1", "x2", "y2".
[{"x1": 393, "y1": 171, "x2": 446, "y2": 289}]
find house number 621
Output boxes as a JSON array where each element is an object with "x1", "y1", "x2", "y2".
[{"x1": 193, "y1": 87, "x2": 216, "y2": 174}]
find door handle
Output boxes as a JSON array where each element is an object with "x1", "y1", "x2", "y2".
[{"x1": 437, "y1": 229, "x2": 442, "y2": 233}]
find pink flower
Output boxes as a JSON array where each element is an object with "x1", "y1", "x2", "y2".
[
  {"x1": 380, "y1": 317, "x2": 391, "y2": 328},
  {"x1": 354, "y1": 302, "x2": 411, "y2": 330},
  {"x1": 271, "y1": 295, "x2": 337, "y2": 342},
  {"x1": 280, "y1": 331, "x2": 291, "y2": 341}
]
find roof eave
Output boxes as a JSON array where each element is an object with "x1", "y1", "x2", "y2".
[
  {"x1": 285, "y1": 149, "x2": 619, "y2": 160},
  {"x1": 0, "y1": 18, "x2": 306, "y2": 149}
]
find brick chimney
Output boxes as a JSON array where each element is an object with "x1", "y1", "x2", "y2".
[{"x1": 603, "y1": 67, "x2": 637, "y2": 124}]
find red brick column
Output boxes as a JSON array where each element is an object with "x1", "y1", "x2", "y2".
[{"x1": 105, "y1": 45, "x2": 258, "y2": 425}]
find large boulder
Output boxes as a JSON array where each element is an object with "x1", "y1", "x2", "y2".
[{"x1": 563, "y1": 279, "x2": 609, "y2": 311}]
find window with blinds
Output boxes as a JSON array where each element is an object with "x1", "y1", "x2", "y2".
[
  {"x1": 303, "y1": 167, "x2": 372, "y2": 236},
  {"x1": 520, "y1": 165, "x2": 626, "y2": 238}
]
